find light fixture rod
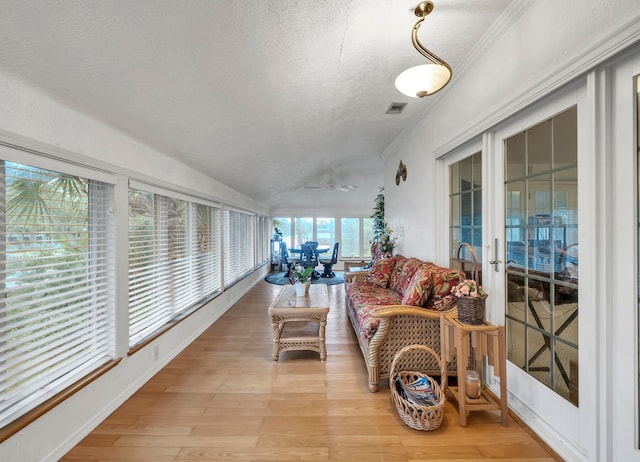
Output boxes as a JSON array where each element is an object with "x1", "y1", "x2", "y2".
[
  {"x1": 412, "y1": 20, "x2": 449, "y2": 68},
  {"x1": 411, "y1": 3, "x2": 450, "y2": 71}
]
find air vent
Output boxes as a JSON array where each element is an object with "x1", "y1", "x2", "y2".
[{"x1": 386, "y1": 102, "x2": 407, "y2": 114}]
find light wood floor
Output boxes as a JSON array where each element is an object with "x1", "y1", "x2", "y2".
[{"x1": 61, "y1": 280, "x2": 561, "y2": 461}]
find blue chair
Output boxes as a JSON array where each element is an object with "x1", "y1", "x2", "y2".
[
  {"x1": 280, "y1": 242, "x2": 293, "y2": 276},
  {"x1": 320, "y1": 242, "x2": 339, "y2": 278},
  {"x1": 299, "y1": 243, "x2": 319, "y2": 279}
]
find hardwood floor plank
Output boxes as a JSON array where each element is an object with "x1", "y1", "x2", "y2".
[{"x1": 61, "y1": 280, "x2": 561, "y2": 462}]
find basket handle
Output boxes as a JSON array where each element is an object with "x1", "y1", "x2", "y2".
[
  {"x1": 456, "y1": 242, "x2": 478, "y2": 283},
  {"x1": 389, "y1": 344, "x2": 446, "y2": 388}
]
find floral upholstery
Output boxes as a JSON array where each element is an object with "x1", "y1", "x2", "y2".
[
  {"x1": 347, "y1": 259, "x2": 460, "y2": 341},
  {"x1": 387, "y1": 255, "x2": 407, "y2": 292},
  {"x1": 395, "y1": 258, "x2": 424, "y2": 295},
  {"x1": 365, "y1": 257, "x2": 396, "y2": 288},
  {"x1": 401, "y1": 268, "x2": 434, "y2": 307},
  {"x1": 423, "y1": 263, "x2": 463, "y2": 311},
  {"x1": 347, "y1": 281, "x2": 402, "y2": 341}
]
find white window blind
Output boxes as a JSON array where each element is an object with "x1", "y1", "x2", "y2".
[
  {"x1": 128, "y1": 187, "x2": 221, "y2": 347},
  {"x1": 223, "y1": 208, "x2": 255, "y2": 285},
  {"x1": 0, "y1": 159, "x2": 115, "y2": 428}
]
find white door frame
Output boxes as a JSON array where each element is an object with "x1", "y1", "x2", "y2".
[
  {"x1": 607, "y1": 49, "x2": 640, "y2": 461},
  {"x1": 483, "y1": 82, "x2": 596, "y2": 461}
]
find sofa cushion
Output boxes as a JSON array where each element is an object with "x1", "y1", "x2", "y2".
[
  {"x1": 423, "y1": 264, "x2": 463, "y2": 311},
  {"x1": 401, "y1": 268, "x2": 434, "y2": 306},
  {"x1": 396, "y1": 258, "x2": 424, "y2": 295},
  {"x1": 366, "y1": 257, "x2": 396, "y2": 288},
  {"x1": 348, "y1": 283, "x2": 403, "y2": 341},
  {"x1": 388, "y1": 255, "x2": 407, "y2": 292}
]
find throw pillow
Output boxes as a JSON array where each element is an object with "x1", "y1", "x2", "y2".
[
  {"x1": 366, "y1": 258, "x2": 396, "y2": 288},
  {"x1": 401, "y1": 269, "x2": 434, "y2": 307},
  {"x1": 423, "y1": 264, "x2": 463, "y2": 311},
  {"x1": 388, "y1": 255, "x2": 407, "y2": 292}
]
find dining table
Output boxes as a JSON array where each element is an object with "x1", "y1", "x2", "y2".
[{"x1": 288, "y1": 245, "x2": 331, "y2": 256}]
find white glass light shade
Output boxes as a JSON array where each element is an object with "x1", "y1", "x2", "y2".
[{"x1": 395, "y1": 63, "x2": 451, "y2": 98}]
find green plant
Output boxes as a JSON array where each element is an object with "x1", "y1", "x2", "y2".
[
  {"x1": 370, "y1": 187, "x2": 385, "y2": 241},
  {"x1": 289, "y1": 264, "x2": 314, "y2": 284}
]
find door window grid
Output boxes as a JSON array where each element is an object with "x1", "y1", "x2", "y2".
[
  {"x1": 504, "y1": 106, "x2": 579, "y2": 405},
  {"x1": 449, "y1": 152, "x2": 482, "y2": 279}
]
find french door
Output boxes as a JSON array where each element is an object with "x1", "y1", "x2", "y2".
[{"x1": 483, "y1": 88, "x2": 589, "y2": 452}]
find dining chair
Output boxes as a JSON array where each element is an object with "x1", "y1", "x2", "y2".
[
  {"x1": 299, "y1": 243, "x2": 319, "y2": 278},
  {"x1": 319, "y1": 242, "x2": 339, "y2": 278},
  {"x1": 279, "y1": 242, "x2": 293, "y2": 276}
]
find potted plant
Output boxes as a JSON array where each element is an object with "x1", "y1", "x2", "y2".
[{"x1": 289, "y1": 264, "x2": 314, "y2": 296}]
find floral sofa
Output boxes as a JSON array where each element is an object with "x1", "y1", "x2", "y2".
[{"x1": 345, "y1": 255, "x2": 462, "y2": 392}]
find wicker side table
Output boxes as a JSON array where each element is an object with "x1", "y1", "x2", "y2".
[{"x1": 440, "y1": 312, "x2": 508, "y2": 427}]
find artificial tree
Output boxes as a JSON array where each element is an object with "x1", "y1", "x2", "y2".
[{"x1": 371, "y1": 187, "x2": 385, "y2": 241}]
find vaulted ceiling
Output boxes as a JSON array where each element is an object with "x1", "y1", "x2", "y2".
[{"x1": 0, "y1": 0, "x2": 513, "y2": 209}]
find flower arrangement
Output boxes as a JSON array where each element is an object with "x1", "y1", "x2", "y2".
[
  {"x1": 289, "y1": 264, "x2": 314, "y2": 284},
  {"x1": 452, "y1": 279, "x2": 487, "y2": 298},
  {"x1": 379, "y1": 223, "x2": 397, "y2": 258}
]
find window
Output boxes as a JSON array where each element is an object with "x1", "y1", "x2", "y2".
[
  {"x1": 128, "y1": 184, "x2": 221, "y2": 347},
  {"x1": 450, "y1": 152, "x2": 482, "y2": 279},
  {"x1": 316, "y1": 218, "x2": 335, "y2": 246},
  {"x1": 0, "y1": 157, "x2": 115, "y2": 429},
  {"x1": 362, "y1": 218, "x2": 374, "y2": 259},
  {"x1": 341, "y1": 217, "x2": 373, "y2": 259},
  {"x1": 223, "y1": 208, "x2": 254, "y2": 285},
  {"x1": 293, "y1": 217, "x2": 313, "y2": 246},
  {"x1": 255, "y1": 215, "x2": 269, "y2": 265},
  {"x1": 272, "y1": 217, "x2": 291, "y2": 248},
  {"x1": 274, "y1": 216, "x2": 372, "y2": 259}
]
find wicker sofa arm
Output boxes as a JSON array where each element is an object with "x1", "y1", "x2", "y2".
[
  {"x1": 355, "y1": 303, "x2": 456, "y2": 392},
  {"x1": 345, "y1": 270, "x2": 369, "y2": 284},
  {"x1": 370, "y1": 305, "x2": 444, "y2": 320}
]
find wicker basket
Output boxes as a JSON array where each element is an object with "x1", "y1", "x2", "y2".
[
  {"x1": 390, "y1": 345, "x2": 446, "y2": 431},
  {"x1": 456, "y1": 294, "x2": 487, "y2": 325},
  {"x1": 455, "y1": 243, "x2": 487, "y2": 325}
]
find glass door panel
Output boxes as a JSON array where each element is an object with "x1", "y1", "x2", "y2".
[
  {"x1": 449, "y1": 152, "x2": 482, "y2": 279},
  {"x1": 504, "y1": 106, "x2": 579, "y2": 405}
]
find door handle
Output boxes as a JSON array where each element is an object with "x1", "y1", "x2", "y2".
[{"x1": 490, "y1": 238, "x2": 501, "y2": 272}]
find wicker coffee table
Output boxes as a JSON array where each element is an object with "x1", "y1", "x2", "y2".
[{"x1": 268, "y1": 284, "x2": 330, "y2": 361}]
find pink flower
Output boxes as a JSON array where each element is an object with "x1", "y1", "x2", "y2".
[{"x1": 452, "y1": 279, "x2": 487, "y2": 298}]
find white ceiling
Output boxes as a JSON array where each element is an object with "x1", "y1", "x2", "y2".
[{"x1": 0, "y1": 0, "x2": 513, "y2": 209}]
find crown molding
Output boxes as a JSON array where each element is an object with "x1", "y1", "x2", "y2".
[
  {"x1": 453, "y1": 0, "x2": 533, "y2": 81},
  {"x1": 433, "y1": 8, "x2": 640, "y2": 159}
]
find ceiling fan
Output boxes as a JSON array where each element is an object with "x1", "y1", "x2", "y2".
[{"x1": 304, "y1": 172, "x2": 358, "y2": 192}]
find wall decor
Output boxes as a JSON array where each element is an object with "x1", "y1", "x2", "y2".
[{"x1": 396, "y1": 160, "x2": 407, "y2": 185}]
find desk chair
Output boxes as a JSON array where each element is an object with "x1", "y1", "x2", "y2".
[{"x1": 320, "y1": 242, "x2": 339, "y2": 278}]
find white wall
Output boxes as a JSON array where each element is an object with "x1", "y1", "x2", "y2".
[
  {"x1": 382, "y1": 0, "x2": 640, "y2": 461},
  {"x1": 385, "y1": 0, "x2": 640, "y2": 262},
  {"x1": 0, "y1": 69, "x2": 270, "y2": 461}
]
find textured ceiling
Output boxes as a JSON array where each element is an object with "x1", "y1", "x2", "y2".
[{"x1": 0, "y1": 0, "x2": 512, "y2": 209}]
